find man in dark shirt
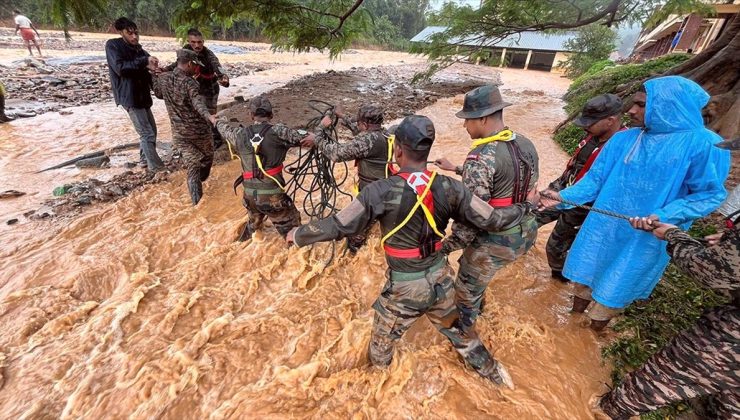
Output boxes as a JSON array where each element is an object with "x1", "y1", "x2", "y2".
[
  {"x1": 535, "y1": 94, "x2": 623, "y2": 283},
  {"x1": 105, "y1": 17, "x2": 164, "y2": 171},
  {"x1": 288, "y1": 115, "x2": 540, "y2": 387},
  {"x1": 166, "y1": 28, "x2": 229, "y2": 148}
]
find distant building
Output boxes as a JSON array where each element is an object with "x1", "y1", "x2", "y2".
[
  {"x1": 632, "y1": 0, "x2": 739, "y2": 60},
  {"x1": 410, "y1": 26, "x2": 577, "y2": 73}
]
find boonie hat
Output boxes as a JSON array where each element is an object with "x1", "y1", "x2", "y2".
[
  {"x1": 574, "y1": 94, "x2": 623, "y2": 127},
  {"x1": 395, "y1": 115, "x2": 435, "y2": 151},
  {"x1": 455, "y1": 84, "x2": 512, "y2": 119},
  {"x1": 176, "y1": 48, "x2": 204, "y2": 67}
]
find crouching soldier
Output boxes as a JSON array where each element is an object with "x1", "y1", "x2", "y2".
[
  {"x1": 212, "y1": 96, "x2": 313, "y2": 240},
  {"x1": 287, "y1": 115, "x2": 539, "y2": 387}
]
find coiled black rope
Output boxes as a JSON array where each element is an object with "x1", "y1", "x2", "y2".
[{"x1": 284, "y1": 100, "x2": 353, "y2": 220}]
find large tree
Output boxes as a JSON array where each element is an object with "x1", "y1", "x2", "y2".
[{"x1": 41, "y1": 0, "x2": 740, "y2": 137}]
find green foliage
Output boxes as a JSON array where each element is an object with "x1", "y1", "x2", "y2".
[
  {"x1": 416, "y1": 0, "x2": 707, "y2": 69},
  {"x1": 563, "y1": 53, "x2": 691, "y2": 115},
  {"x1": 553, "y1": 123, "x2": 586, "y2": 155},
  {"x1": 562, "y1": 25, "x2": 617, "y2": 78}
]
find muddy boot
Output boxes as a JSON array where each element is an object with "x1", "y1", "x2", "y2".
[
  {"x1": 589, "y1": 319, "x2": 610, "y2": 332},
  {"x1": 551, "y1": 270, "x2": 569, "y2": 283},
  {"x1": 187, "y1": 177, "x2": 203, "y2": 205},
  {"x1": 571, "y1": 296, "x2": 591, "y2": 313},
  {"x1": 0, "y1": 95, "x2": 13, "y2": 123},
  {"x1": 237, "y1": 222, "x2": 254, "y2": 242},
  {"x1": 477, "y1": 358, "x2": 515, "y2": 389}
]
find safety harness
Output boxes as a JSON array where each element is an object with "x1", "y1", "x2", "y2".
[
  {"x1": 353, "y1": 133, "x2": 398, "y2": 195},
  {"x1": 380, "y1": 170, "x2": 445, "y2": 258},
  {"x1": 468, "y1": 129, "x2": 532, "y2": 207},
  {"x1": 231, "y1": 124, "x2": 285, "y2": 193}
]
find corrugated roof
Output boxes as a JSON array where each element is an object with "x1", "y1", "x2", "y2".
[{"x1": 410, "y1": 26, "x2": 577, "y2": 52}]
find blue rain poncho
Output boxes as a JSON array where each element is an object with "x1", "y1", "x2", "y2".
[{"x1": 559, "y1": 76, "x2": 731, "y2": 309}]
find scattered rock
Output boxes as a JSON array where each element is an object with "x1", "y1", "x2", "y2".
[
  {"x1": 6, "y1": 218, "x2": 19, "y2": 225},
  {"x1": 30, "y1": 206, "x2": 55, "y2": 219}
]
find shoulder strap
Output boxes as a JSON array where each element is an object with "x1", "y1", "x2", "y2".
[{"x1": 380, "y1": 171, "x2": 444, "y2": 247}]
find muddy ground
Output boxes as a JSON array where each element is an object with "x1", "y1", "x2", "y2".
[{"x1": 21, "y1": 64, "x2": 490, "y2": 220}]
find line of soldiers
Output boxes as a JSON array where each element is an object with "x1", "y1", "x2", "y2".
[{"x1": 111, "y1": 22, "x2": 736, "y2": 410}]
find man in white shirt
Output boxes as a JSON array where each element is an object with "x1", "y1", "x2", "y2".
[{"x1": 13, "y1": 10, "x2": 43, "y2": 57}]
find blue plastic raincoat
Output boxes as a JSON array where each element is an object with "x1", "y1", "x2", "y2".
[{"x1": 560, "y1": 76, "x2": 731, "y2": 309}]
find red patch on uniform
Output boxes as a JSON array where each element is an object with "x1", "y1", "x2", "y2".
[{"x1": 466, "y1": 154, "x2": 479, "y2": 161}]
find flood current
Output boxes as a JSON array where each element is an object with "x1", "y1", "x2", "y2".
[{"x1": 0, "y1": 55, "x2": 611, "y2": 418}]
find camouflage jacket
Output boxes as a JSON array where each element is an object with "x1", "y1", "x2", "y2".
[
  {"x1": 164, "y1": 46, "x2": 225, "y2": 97},
  {"x1": 153, "y1": 68, "x2": 212, "y2": 139},
  {"x1": 294, "y1": 168, "x2": 533, "y2": 272},
  {"x1": 665, "y1": 227, "x2": 739, "y2": 305},
  {"x1": 316, "y1": 127, "x2": 391, "y2": 189},
  {"x1": 443, "y1": 133, "x2": 539, "y2": 253},
  {"x1": 215, "y1": 120, "x2": 305, "y2": 193}
]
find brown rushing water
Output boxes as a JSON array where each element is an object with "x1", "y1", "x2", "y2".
[{"x1": 0, "y1": 60, "x2": 610, "y2": 418}]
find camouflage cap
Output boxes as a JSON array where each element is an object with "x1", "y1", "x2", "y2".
[
  {"x1": 716, "y1": 137, "x2": 740, "y2": 151},
  {"x1": 456, "y1": 84, "x2": 512, "y2": 119},
  {"x1": 250, "y1": 96, "x2": 273, "y2": 117},
  {"x1": 176, "y1": 49, "x2": 205, "y2": 67},
  {"x1": 395, "y1": 115, "x2": 435, "y2": 151},
  {"x1": 357, "y1": 104, "x2": 384, "y2": 125},
  {"x1": 574, "y1": 94, "x2": 623, "y2": 127}
]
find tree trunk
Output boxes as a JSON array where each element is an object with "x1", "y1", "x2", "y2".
[{"x1": 670, "y1": 17, "x2": 740, "y2": 139}]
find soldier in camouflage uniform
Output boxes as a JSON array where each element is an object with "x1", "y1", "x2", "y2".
[
  {"x1": 435, "y1": 85, "x2": 539, "y2": 330},
  {"x1": 534, "y1": 94, "x2": 623, "y2": 282},
  {"x1": 165, "y1": 28, "x2": 229, "y2": 148},
  {"x1": 315, "y1": 104, "x2": 393, "y2": 252},
  {"x1": 153, "y1": 49, "x2": 214, "y2": 205},
  {"x1": 600, "y1": 138, "x2": 740, "y2": 419},
  {"x1": 288, "y1": 115, "x2": 540, "y2": 387},
  {"x1": 212, "y1": 96, "x2": 312, "y2": 240}
]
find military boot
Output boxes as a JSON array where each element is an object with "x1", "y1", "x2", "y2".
[
  {"x1": 187, "y1": 177, "x2": 203, "y2": 205},
  {"x1": 571, "y1": 296, "x2": 591, "y2": 313},
  {"x1": 0, "y1": 95, "x2": 14, "y2": 123}
]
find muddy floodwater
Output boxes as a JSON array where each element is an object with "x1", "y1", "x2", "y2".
[{"x1": 0, "y1": 34, "x2": 610, "y2": 418}]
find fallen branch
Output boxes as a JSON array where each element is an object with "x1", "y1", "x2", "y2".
[{"x1": 36, "y1": 142, "x2": 140, "y2": 173}]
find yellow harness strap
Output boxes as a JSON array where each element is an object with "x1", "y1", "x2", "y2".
[
  {"x1": 252, "y1": 143, "x2": 285, "y2": 190},
  {"x1": 226, "y1": 141, "x2": 241, "y2": 162},
  {"x1": 385, "y1": 134, "x2": 395, "y2": 178},
  {"x1": 380, "y1": 171, "x2": 444, "y2": 247},
  {"x1": 470, "y1": 129, "x2": 516, "y2": 150}
]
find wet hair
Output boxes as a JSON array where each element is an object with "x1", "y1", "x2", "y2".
[
  {"x1": 114, "y1": 17, "x2": 138, "y2": 32},
  {"x1": 489, "y1": 110, "x2": 503, "y2": 121},
  {"x1": 637, "y1": 84, "x2": 646, "y2": 93},
  {"x1": 187, "y1": 28, "x2": 203, "y2": 38},
  {"x1": 14, "y1": 10, "x2": 22, "y2": 15}
]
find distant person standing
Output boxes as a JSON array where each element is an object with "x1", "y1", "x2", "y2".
[
  {"x1": 165, "y1": 28, "x2": 229, "y2": 148},
  {"x1": 105, "y1": 17, "x2": 164, "y2": 171},
  {"x1": 13, "y1": 10, "x2": 42, "y2": 57}
]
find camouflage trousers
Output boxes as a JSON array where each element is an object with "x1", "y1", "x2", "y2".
[
  {"x1": 534, "y1": 206, "x2": 590, "y2": 272},
  {"x1": 455, "y1": 216, "x2": 538, "y2": 328},
  {"x1": 600, "y1": 305, "x2": 740, "y2": 419},
  {"x1": 174, "y1": 135, "x2": 213, "y2": 205},
  {"x1": 371, "y1": 259, "x2": 503, "y2": 379},
  {"x1": 242, "y1": 190, "x2": 301, "y2": 238}
]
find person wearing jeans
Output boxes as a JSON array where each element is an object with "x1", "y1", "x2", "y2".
[{"x1": 105, "y1": 17, "x2": 164, "y2": 170}]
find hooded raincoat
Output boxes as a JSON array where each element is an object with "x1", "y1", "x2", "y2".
[{"x1": 559, "y1": 76, "x2": 731, "y2": 309}]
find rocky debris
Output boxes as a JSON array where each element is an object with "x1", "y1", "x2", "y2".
[{"x1": 6, "y1": 218, "x2": 19, "y2": 225}]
